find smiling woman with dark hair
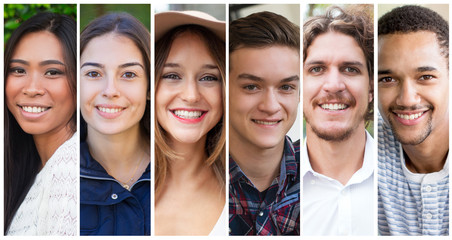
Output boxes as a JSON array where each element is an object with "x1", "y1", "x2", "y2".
[
  {"x1": 4, "y1": 11, "x2": 77, "y2": 235},
  {"x1": 79, "y1": 12, "x2": 150, "y2": 235}
]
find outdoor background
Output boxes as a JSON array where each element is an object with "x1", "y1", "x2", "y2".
[
  {"x1": 80, "y1": 4, "x2": 150, "y2": 32},
  {"x1": 4, "y1": 4, "x2": 76, "y2": 44}
]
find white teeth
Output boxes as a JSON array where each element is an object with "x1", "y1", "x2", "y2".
[
  {"x1": 397, "y1": 113, "x2": 422, "y2": 120},
  {"x1": 22, "y1": 106, "x2": 48, "y2": 113},
  {"x1": 321, "y1": 103, "x2": 347, "y2": 110},
  {"x1": 98, "y1": 107, "x2": 122, "y2": 113},
  {"x1": 254, "y1": 120, "x2": 279, "y2": 125},
  {"x1": 173, "y1": 110, "x2": 203, "y2": 119}
]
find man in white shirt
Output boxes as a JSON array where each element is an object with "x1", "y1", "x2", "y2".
[
  {"x1": 302, "y1": 6, "x2": 374, "y2": 235},
  {"x1": 377, "y1": 5, "x2": 449, "y2": 235}
]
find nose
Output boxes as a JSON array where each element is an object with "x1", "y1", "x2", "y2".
[
  {"x1": 181, "y1": 79, "x2": 201, "y2": 103},
  {"x1": 22, "y1": 74, "x2": 45, "y2": 97},
  {"x1": 257, "y1": 89, "x2": 281, "y2": 115},
  {"x1": 102, "y1": 76, "x2": 120, "y2": 98},
  {"x1": 322, "y1": 69, "x2": 346, "y2": 93},
  {"x1": 396, "y1": 80, "x2": 420, "y2": 107}
]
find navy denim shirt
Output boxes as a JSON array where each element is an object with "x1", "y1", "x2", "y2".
[{"x1": 80, "y1": 141, "x2": 150, "y2": 235}]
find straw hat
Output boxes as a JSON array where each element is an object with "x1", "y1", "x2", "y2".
[{"x1": 155, "y1": 10, "x2": 225, "y2": 41}]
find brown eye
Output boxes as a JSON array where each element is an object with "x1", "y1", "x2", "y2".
[{"x1": 122, "y1": 72, "x2": 136, "y2": 78}]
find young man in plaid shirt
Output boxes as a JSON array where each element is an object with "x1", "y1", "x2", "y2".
[{"x1": 228, "y1": 11, "x2": 300, "y2": 235}]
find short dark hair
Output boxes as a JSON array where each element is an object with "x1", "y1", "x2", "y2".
[
  {"x1": 229, "y1": 11, "x2": 300, "y2": 54},
  {"x1": 304, "y1": 5, "x2": 374, "y2": 123},
  {"x1": 378, "y1": 5, "x2": 449, "y2": 60}
]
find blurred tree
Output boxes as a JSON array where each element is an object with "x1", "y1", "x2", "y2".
[
  {"x1": 4, "y1": 4, "x2": 76, "y2": 44},
  {"x1": 80, "y1": 4, "x2": 150, "y2": 32}
]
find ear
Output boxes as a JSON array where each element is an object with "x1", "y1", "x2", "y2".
[{"x1": 369, "y1": 77, "x2": 374, "y2": 103}]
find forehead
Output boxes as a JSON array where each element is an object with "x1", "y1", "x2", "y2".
[
  {"x1": 378, "y1": 31, "x2": 447, "y2": 71},
  {"x1": 305, "y1": 31, "x2": 365, "y2": 65},
  {"x1": 167, "y1": 32, "x2": 212, "y2": 59},
  {"x1": 13, "y1": 31, "x2": 64, "y2": 61},
  {"x1": 82, "y1": 33, "x2": 143, "y2": 63},
  {"x1": 230, "y1": 45, "x2": 299, "y2": 82}
]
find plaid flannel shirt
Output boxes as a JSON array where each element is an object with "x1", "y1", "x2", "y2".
[{"x1": 229, "y1": 136, "x2": 300, "y2": 235}]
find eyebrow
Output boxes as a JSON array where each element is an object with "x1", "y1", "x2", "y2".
[
  {"x1": 304, "y1": 60, "x2": 365, "y2": 67},
  {"x1": 10, "y1": 59, "x2": 65, "y2": 66},
  {"x1": 163, "y1": 63, "x2": 219, "y2": 70},
  {"x1": 378, "y1": 69, "x2": 391, "y2": 75},
  {"x1": 417, "y1": 66, "x2": 437, "y2": 72},
  {"x1": 119, "y1": 62, "x2": 145, "y2": 70},
  {"x1": 342, "y1": 61, "x2": 365, "y2": 67},
  {"x1": 40, "y1": 60, "x2": 65, "y2": 66},
  {"x1": 378, "y1": 66, "x2": 438, "y2": 75},
  {"x1": 237, "y1": 73, "x2": 299, "y2": 82},
  {"x1": 81, "y1": 62, "x2": 103, "y2": 69}
]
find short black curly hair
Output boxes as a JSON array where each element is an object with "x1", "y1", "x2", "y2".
[{"x1": 378, "y1": 5, "x2": 449, "y2": 60}]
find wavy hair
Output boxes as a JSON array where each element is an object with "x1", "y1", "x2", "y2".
[
  {"x1": 304, "y1": 5, "x2": 374, "y2": 122},
  {"x1": 155, "y1": 24, "x2": 226, "y2": 195}
]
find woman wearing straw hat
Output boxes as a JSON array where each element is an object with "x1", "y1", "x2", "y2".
[{"x1": 154, "y1": 10, "x2": 226, "y2": 235}]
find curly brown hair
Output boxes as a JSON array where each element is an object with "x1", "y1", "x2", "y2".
[{"x1": 304, "y1": 5, "x2": 374, "y2": 123}]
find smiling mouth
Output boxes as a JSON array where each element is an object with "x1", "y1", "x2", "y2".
[
  {"x1": 396, "y1": 112, "x2": 425, "y2": 120},
  {"x1": 172, "y1": 110, "x2": 206, "y2": 119},
  {"x1": 20, "y1": 105, "x2": 50, "y2": 113},
  {"x1": 320, "y1": 103, "x2": 348, "y2": 111},
  {"x1": 97, "y1": 106, "x2": 124, "y2": 113},
  {"x1": 252, "y1": 119, "x2": 281, "y2": 125}
]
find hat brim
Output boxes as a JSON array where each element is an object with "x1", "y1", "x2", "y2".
[{"x1": 155, "y1": 11, "x2": 225, "y2": 42}]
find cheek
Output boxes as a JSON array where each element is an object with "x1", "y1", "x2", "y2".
[
  {"x1": 303, "y1": 80, "x2": 321, "y2": 101},
  {"x1": 80, "y1": 80, "x2": 99, "y2": 105},
  {"x1": 282, "y1": 95, "x2": 299, "y2": 116}
]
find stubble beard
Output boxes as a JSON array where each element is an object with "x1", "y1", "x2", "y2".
[{"x1": 387, "y1": 113, "x2": 432, "y2": 145}]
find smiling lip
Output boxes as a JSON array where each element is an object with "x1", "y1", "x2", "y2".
[
  {"x1": 170, "y1": 108, "x2": 207, "y2": 124},
  {"x1": 252, "y1": 119, "x2": 281, "y2": 127},
  {"x1": 18, "y1": 104, "x2": 51, "y2": 119},
  {"x1": 319, "y1": 102, "x2": 349, "y2": 111},
  {"x1": 96, "y1": 104, "x2": 126, "y2": 119},
  {"x1": 393, "y1": 110, "x2": 428, "y2": 126}
]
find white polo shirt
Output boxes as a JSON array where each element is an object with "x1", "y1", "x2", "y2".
[{"x1": 302, "y1": 131, "x2": 375, "y2": 236}]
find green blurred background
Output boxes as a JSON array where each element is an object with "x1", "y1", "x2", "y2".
[
  {"x1": 4, "y1": 4, "x2": 76, "y2": 44},
  {"x1": 80, "y1": 4, "x2": 150, "y2": 32}
]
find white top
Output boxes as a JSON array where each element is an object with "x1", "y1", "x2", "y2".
[
  {"x1": 209, "y1": 204, "x2": 228, "y2": 236},
  {"x1": 378, "y1": 115, "x2": 449, "y2": 236},
  {"x1": 7, "y1": 133, "x2": 78, "y2": 236},
  {"x1": 302, "y1": 131, "x2": 375, "y2": 236}
]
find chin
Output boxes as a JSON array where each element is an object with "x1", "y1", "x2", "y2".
[{"x1": 310, "y1": 125, "x2": 355, "y2": 142}]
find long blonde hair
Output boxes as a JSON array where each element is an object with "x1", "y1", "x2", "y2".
[{"x1": 155, "y1": 24, "x2": 225, "y2": 195}]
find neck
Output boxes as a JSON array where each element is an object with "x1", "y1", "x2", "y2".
[
  {"x1": 87, "y1": 124, "x2": 149, "y2": 173},
  {"x1": 167, "y1": 135, "x2": 209, "y2": 182},
  {"x1": 306, "y1": 122, "x2": 366, "y2": 185},
  {"x1": 33, "y1": 124, "x2": 73, "y2": 167},
  {"x1": 403, "y1": 121, "x2": 449, "y2": 173},
  {"x1": 229, "y1": 130, "x2": 284, "y2": 191}
]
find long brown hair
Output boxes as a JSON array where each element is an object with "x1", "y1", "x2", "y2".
[{"x1": 155, "y1": 24, "x2": 225, "y2": 195}]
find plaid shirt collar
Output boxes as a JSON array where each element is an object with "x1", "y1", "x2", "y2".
[{"x1": 229, "y1": 135, "x2": 298, "y2": 189}]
